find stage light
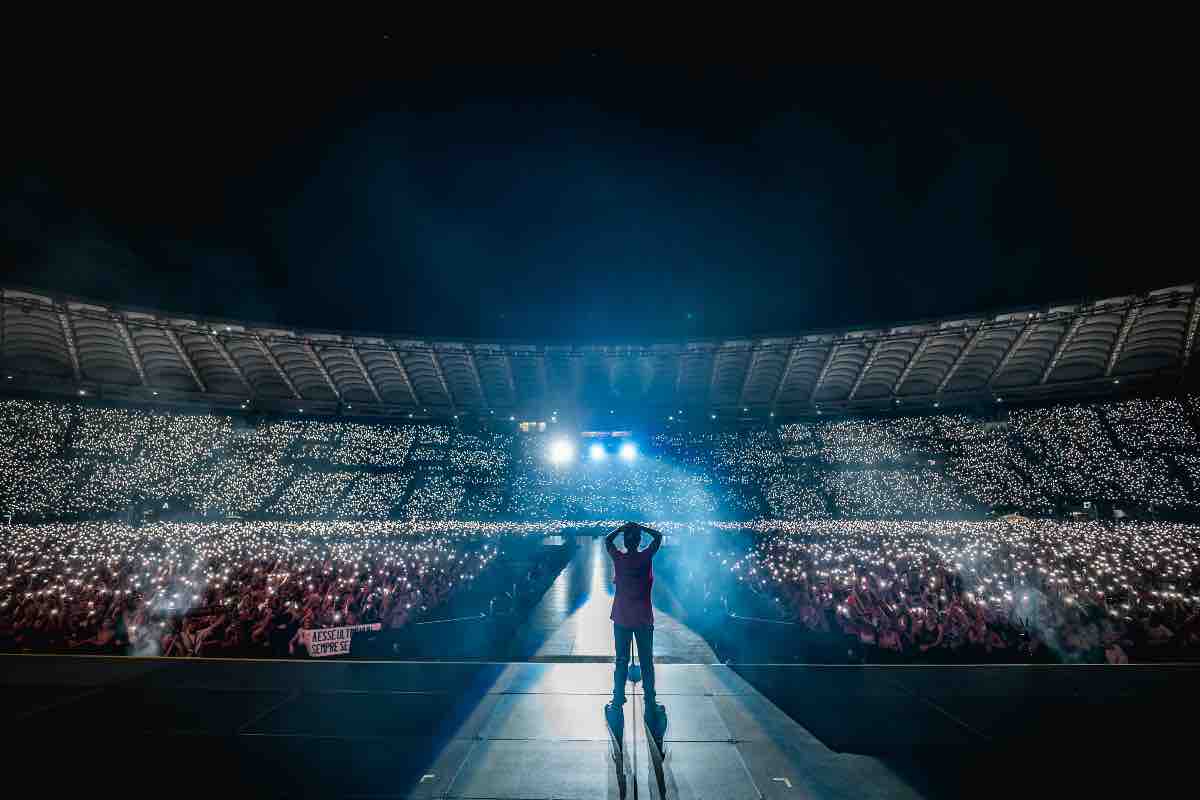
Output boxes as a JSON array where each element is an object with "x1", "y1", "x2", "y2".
[
  {"x1": 589, "y1": 443, "x2": 607, "y2": 460},
  {"x1": 619, "y1": 442, "x2": 637, "y2": 461},
  {"x1": 548, "y1": 438, "x2": 575, "y2": 465}
]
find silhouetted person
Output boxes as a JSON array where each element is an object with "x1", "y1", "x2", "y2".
[{"x1": 605, "y1": 521, "x2": 662, "y2": 709}]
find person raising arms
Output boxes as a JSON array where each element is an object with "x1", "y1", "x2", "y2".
[{"x1": 605, "y1": 521, "x2": 663, "y2": 710}]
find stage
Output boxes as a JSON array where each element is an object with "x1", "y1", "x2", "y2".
[
  {"x1": 5, "y1": 536, "x2": 1198, "y2": 797},
  {"x1": 5, "y1": 654, "x2": 1197, "y2": 799}
]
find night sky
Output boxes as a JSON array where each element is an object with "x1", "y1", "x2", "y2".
[{"x1": 2, "y1": 38, "x2": 1188, "y2": 342}]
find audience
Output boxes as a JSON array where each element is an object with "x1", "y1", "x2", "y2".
[
  {"x1": 0, "y1": 520, "x2": 498, "y2": 656},
  {"x1": 716, "y1": 519, "x2": 1200, "y2": 663},
  {"x1": 2, "y1": 393, "x2": 1200, "y2": 662}
]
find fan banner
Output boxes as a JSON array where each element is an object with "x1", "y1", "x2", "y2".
[{"x1": 299, "y1": 623, "x2": 382, "y2": 657}]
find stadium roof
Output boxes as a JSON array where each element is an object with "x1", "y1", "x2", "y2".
[{"x1": 1, "y1": 284, "x2": 1197, "y2": 420}]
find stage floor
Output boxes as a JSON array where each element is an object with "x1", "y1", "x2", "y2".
[
  {"x1": 6, "y1": 654, "x2": 1200, "y2": 798},
  {"x1": 4, "y1": 654, "x2": 929, "y2": 799}
]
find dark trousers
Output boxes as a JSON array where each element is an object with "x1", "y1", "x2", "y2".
[{"x1": 613, "y1": 623, "x2": 655, "y2": 704}]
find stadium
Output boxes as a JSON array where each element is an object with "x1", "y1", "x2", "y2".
[
  {"x1": 4, "y1": 282, "x2": 1200, "y2": 797},
  {"x1": 3, "y1": 51, "x2": 1196, "y2": 799}
]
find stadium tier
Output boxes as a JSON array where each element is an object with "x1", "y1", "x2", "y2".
[
  {"x1": 3, "y1": 395, "x2": 1200, "y2": 522},
  {"x1": 1, "y1": 283, "x2": 1197, "y2": 419}
]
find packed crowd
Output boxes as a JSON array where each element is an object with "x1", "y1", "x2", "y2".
[
  {"x1": 0, "y1": 521, "x2": 499, "y2": 656},
  {"x1": 719, "y1": 519, "x2": 1200, "y2": 663},
  {"x1": 3, "y1": 395, "x2": 1200, "y2": 522}
]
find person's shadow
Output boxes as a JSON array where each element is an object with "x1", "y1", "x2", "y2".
[
  {"x1": 603, "y1": 698, "x2": 669, "y2": 798},
  {"x1": 603, "y1": 702, "x2": 628, "y2": 798}
]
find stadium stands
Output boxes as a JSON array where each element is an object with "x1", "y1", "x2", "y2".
[
  {"x1": 3, "y1": 395, "x2": 1200, "y2": 522},
  {"x1": 705, "y1": 519, "x2": 1200, "y2": 664},
  {"x1": 4, "y1": 394, "x2": 1200, "y2": 662}
]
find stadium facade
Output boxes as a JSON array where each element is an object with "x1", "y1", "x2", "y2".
[{"x1": 1, "y1": 283, "x2": 1197, "y2": 422}]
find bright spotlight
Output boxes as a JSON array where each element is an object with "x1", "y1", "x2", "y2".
[
  {"x1": 619, "y1": 441, "x2": 637, "y2": 461},
  {"x1": 548, "y1": 438, "x2": 575, "y2": 465},
  {"x1": 589, "y1": 442, "x2": 607, "y2": 461}
]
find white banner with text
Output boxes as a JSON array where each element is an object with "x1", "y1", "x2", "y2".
[{"x1": 299, "y1": 623, "x2": 382, "y2": 657}]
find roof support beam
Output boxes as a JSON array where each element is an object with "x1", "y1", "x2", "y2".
[
  {"x1": 56, "y1": 308, "x2": 82, "y2": 383},
  {"x1": 809, "y1": 343, "x2": 839, "y2": 403},
  {"x1": 847, "y1": 341, "x2": 882, "y2": 401},
  {"x1": 304, "y1": 342, "x2": 341, "y2": 401},
  {"x1": 1041, "y1": 315, "x2": 1087, "y2": 384},
  {"x1": 770, "y1": 342, "x2": 800, "y2": 411},
  {"x1": 210, "y1": 334, "x2": 254, "y2": 396},
  {"x1": 1106, "y1": 305, "x2": 1142, "y2": 377},
  {"x1": 707, "y1": 344, "x2": 722, "y2": 407},
  {"x1": 1183, "y1": 295, "x2": 1200, "y2": 369},
  {"x1": 113, "y1": 318, "x2": 147, "y2": 386},
  {"x1": 988, "y1": 319, "x2": 1036, "y2": 387},
  {"x1": 465, "y1": 347, "x2": 489, "y2": 409},
  {"x1": 164, "y1": 327, "x2": 206, "y2": 392},
  {"x1": 386, "y1": 346, "x2": 422, "y2": 408},
  {"x1": 254, "y1": 336, "x2": 299, "y2": 399},
  {"x1": 893, "y1": 334, "x2": 932, "y2": 395},
  {"x1": 938, "y1": 325, "x2": 984, "y2": 394},
  {"x1": 347, "y1": 345, "x2": 382, "y2": 404},
  {"x1": 503, "y1": 350, "x2": 518, "y2": 406},
  {"x1": 428, "y1": 347, "x2": 456, "y2": 413},
  {"x1": 736, "y1": 342, "x2": 761, "y2": 409}
]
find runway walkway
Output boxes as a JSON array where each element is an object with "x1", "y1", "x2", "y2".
[{"x1": 510, "y1": 537, "x2": 717, "y2": 663}]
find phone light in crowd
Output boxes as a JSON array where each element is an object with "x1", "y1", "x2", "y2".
[
  {"x1": 548, "y1": 438, "x2": 575, "y2": 465},
  {"x1": 619, "y1": 441, "x2": 638, "y2": 461},
  {"x1": 589, "y1": 442, "x2": 607, "y2": 461}
]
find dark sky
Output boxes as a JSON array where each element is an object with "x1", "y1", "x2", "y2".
[{"x1": 2, "y1": 37, "x2": 1188, "y2": 341}]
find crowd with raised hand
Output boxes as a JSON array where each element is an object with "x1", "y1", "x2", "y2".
[
  {"x1": 718, "y1": 519, "x2": 1200, "y2": 663},
  {"x1": 0, "y1": 521, "x2": 498, "y2": 656}
]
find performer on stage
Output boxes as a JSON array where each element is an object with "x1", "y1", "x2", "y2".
[{"x1": 604, "y1": 521, "x2": 662, "y2": 710}]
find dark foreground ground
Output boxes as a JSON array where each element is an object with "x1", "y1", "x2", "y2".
[{"x1": 3, "y1": 654, "x2": 1196, "y2": 799}]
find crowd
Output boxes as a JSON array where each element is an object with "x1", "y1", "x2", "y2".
[
  {"x1": 717, "y1": 519, "x2": 1200, "y2": 663},
  {"x1": 3, "y1": 395, "x2": 1200, "y2": 523},
  {"x1": 3, "y1": 393, "x2": 1200, "y2": 663},
  {"x1": 0, "y1": 520, "x2": 499, "y2": 656}
]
